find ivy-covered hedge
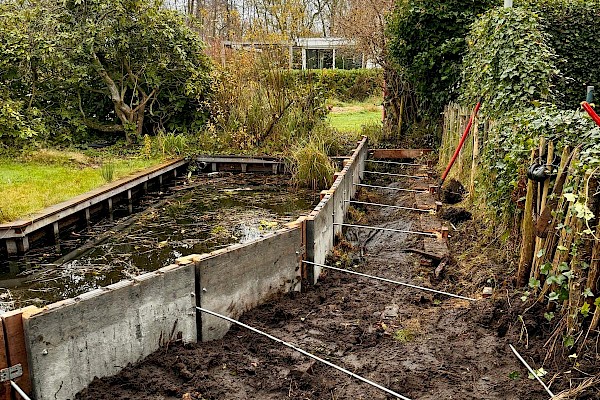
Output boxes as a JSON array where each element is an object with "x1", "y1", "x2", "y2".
[
  {"x1": 523, "y1": 0, "x2": 600, "y2": 109},
  {"x1": 461, "y1": 4, "x2": 600, "y2": 216},
  {"x1": 478, "y1": 107, "x2": 600, "y2": 217},
  {"x1": 281, "y1": 69, "x2": 383, "y2": 101},
  {"x1": 460, "y1": 7, "x2": 558, "y2": 118}
]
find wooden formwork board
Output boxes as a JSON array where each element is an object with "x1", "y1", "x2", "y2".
[{"x1": 371, "y1": 149, "x2": 433, "y2": 159}]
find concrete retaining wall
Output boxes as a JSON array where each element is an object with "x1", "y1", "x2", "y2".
[
  {"x1": 22, "y1": 263, "x2": 196, "y2": 400},
  {"x1": 306, "y1": 137, "x2": 368, "y2": 283},
  {"x1": 193, "y1": 227, "x2": 303, "y2": 341}
]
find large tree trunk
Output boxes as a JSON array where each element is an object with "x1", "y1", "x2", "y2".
[{"x1": 90, "y1": 52, "x2": 156, "y2": 143}]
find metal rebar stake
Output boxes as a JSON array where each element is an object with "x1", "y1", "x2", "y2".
[
  {"x1": 333, "y1": 223, "x2": 437, "y2": 238},
  {"x1": 345, "y1": 200, "x2": 433, "y2": 213},
  {"x1": 303, "y1": 261, "x2": 477, "y2": 301}
]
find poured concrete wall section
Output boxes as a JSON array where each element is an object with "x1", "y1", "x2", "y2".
[
  {"x1": 306, "y1": 137, "x2": 368, "y2": 283},
  {"x1": 22, "y1": 263, "x2": 196, "y2": 400},
  {"x1": 306, "y1": 194, "x2": 334, "y2": 284},
  {"x1": 198, "y1": 227, "x2": 303, "y2": 341}
]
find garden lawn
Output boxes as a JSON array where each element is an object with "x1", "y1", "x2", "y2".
[
  {"x1": 0, "y1": 151, "x2": 161, "y2": 223},
  {"x1": 327, "y1": 97, "x2": 383, "y2": 133}
]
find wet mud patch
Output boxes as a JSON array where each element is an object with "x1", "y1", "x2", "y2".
[
  {"x1": 442, "y1": 179, "x2": 465, "y2": 204},
  {"x1": 440, "y1": 207, "x2": 472, "y2": 224}
]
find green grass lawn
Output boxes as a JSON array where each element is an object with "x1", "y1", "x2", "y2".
[
  {"x1": 0, "y1": 149, "x2": 161, "y2": 223},
  {"x1": 327, "y1": 96, "x2": 383, "y2": 133}
]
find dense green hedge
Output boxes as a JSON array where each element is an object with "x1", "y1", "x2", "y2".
[
  {"x1": 460, "y1": 2, "x2": 600, "y2": 217},
  {"x1": 281, "y1": 69, "x2": 383, "y2": 101},
  {"x1": 523, "y1": 0, "x2": 600, "y2": 109},
  {"x1": 387, "y1": 0, "x2": 496, "y2": 117},
  {"x1": 478, "y1": 107, "x2": 600, "y2": 217},
  {"x1": 460, "y1": 7, "x2": 558, "y2": 118}
]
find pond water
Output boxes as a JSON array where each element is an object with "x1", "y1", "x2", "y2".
[{"x1": 0, "y1": 174, "x2": 317, "y2": 311}]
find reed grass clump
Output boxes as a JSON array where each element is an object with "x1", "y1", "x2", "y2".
[
  {"x1": 290, "y1": 139, "x2": 335, "y2": 190},
  {"x1": 100, "y1": 161, "x2": 115, "y2": 182}
]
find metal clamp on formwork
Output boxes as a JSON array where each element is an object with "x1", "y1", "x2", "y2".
[{"x1": 0, "y1": 364, "x2": 22, "y2": 382}]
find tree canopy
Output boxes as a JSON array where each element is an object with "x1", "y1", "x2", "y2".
[
  {"x1": 0, "y1": 0, "x2": 213, "y2": 146},
  {"x1": 386, "y1": 0, "x2": 495, "y2": 117}
]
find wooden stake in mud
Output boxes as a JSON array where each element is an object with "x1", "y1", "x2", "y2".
[
  {"x1": 517, "y1": 149, "x2": 537, "y2": 287},
  {"x1": 531, "y1": 141, "x2": 554, "y2": 282}
]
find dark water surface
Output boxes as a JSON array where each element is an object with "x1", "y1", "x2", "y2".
[{"x1": 0, "y1": 174, "x2": 316, "y2": 311}]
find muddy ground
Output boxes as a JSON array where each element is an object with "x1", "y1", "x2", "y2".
[{"x1": 77, "y1": 168, "x2": 598, "y2": 400}]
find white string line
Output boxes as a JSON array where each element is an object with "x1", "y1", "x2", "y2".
[
  {"x1": 333, "y1": 223, "x2": 437, "y2": 238},
  {"x1": 346, "y1": 200, "x2": 434, "y2": 213},
  {"x1": 508, "y1": 344, "x2": 554, "y2": 398},
  {"x1": 364, "y1": 171, "x2": 427, "y2": 179},
  {"x1": 196, "y1": 307, "x2": 413, "y2": 400},
  {"x1": 303, "y1": 261, "x2": 477, "y2": 302},
  {"x1": 355, "y1": 183, "x2": 428, "y2": 193}
]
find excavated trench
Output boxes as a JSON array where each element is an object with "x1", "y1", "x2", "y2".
[
  {"x1": 0, "y1": 173, "x2": 317, "y2": 311},
  {"x1": 75, "y1": 165, "x2": 558, "y2": 400}
]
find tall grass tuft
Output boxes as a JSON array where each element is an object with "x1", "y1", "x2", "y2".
[
  {"x1": 100, "y1": 161, "x2": 115, "y2": 182},
  {"x1": 289, "y1": 139, "x2": 335, "y2": 190},
  {"x1": 157, "y1": 131, "x2": 188, "y2": 157}
]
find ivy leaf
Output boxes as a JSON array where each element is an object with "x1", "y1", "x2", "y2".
[
  {"x1": 563, "y1": 193, "x2": 577, "y2": 202},
  {"x1": 582, "y1": 288, "x2": 593, "y2": 298},
  {"x1": 558, "y1": 262, "x2": 570, "y2": 272},
  {"x1": 580, "y1": 303, "x2": 591, "y2": 318},
  {"x1": 563, "y1": 335, "x2": 575, "y2": 348},
  {"x1": 544, "y1": 312, "x2": 554, "y2": 322},
  {"x1": 528, "y1": 367, "x2": 547, "y2": 380},
  {"x1": 529, "y1": 277, "x2": 541, "y2": 289},
  {"x1": 536, "y1": 249, "x2": 545, "y2": 259},
  {"x1": 540, "y1": 263, "x2": 552, "y2": 275},
  {"x1": 549, "y1": 292, "x2": 559, "y2": 301},
  {"x1": 557, "y1": 245, "x2": 568, "y2": 252},
  {"x1": 563, "y1": 270, "x2": 574, "y2": 279}
]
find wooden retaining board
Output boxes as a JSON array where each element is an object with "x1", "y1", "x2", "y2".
[
  {"x1": 371, "y1": 149, "x2": 433, "y2": 159},
  {"x1": 196, "y1": 156, "x2": 284, "y2": 174},
  {"x1": 1, "y1": 158, "x2": 186, "y2": 256}
]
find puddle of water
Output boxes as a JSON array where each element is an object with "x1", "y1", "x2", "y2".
[{"x1": 0, "y1": 176, "x2": 317, "y2": 311}]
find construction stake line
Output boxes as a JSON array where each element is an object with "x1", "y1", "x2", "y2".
[
  {"x1": 345, "y1": 200, "x2": 433, "y2": 213},
  {"x1": 364, "y1": 171, "x2": 426, "y2": 179},
  {"x1": 334, "y1": 223, "x2": 437, "y2": 238},
  {"x1": 509, "y1": 344, "x2": 555, "y2": 398},
  {"x1": 10, "y1": 381, "x2": 32, "y2": 400},
  {"x1": 355, "y1": 183, "x2": 428, "y2": 193},
  {"x1": 304, "y1": 261, "x2": 477, "y2": 301},
  {"x1": 365, "y1": 160, "x2": 425, "y2": 167},
  {"x1": 196, "y1": 307, "x2": 413, "y2": 400}
]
